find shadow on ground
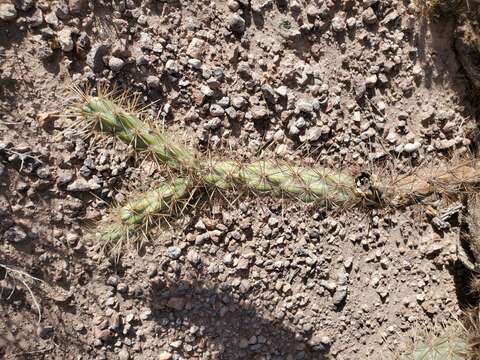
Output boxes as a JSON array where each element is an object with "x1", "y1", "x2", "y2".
[{"x1": 149, "y1": 278, "x2": 330, "y2": 360}]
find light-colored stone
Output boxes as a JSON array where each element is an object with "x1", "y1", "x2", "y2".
[
  {"x1": 58, "y1": 29, "x2": 74, "y2": 52},
  {"x1": 186, "y1": 37, "x2": 206, "y2": 59},
  {"x1": 0, "y1": 4, "x2": 17, "y2": 21}
]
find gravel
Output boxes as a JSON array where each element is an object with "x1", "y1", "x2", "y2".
[{"x1": 0, "y1": 1, "x2": 473, "y2": 359}]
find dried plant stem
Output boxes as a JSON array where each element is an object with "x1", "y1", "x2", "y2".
[{"x1": 0, "y1": 264, "x2": 42, "y2": 324}]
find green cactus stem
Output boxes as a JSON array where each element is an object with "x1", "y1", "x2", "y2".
[
  {"x1": 81, "y1": 96, "x2": 198, "y2": 171},
  {"x1": 401, "y1": 336, "x2": 468, "y2": 360},
  {"x1": 98, "y1": 178, "x2": 192, "y2": 256},
  {"x1": 80, "y1": 96, "x2": 360, "y2": 207}
]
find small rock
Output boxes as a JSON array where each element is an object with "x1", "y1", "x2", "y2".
[
  {"x1": 118, "y1": 349, "x2": 130, "y2": 360},
  {"x1": 94, "y1": 328, "x2": 113, "y2": 342},
  {"x1": 0, "y1": 4, "x2": 17, "y2": 21},
  {"x1": 69, "y1": 0, "x2": 88, "y2": 14},
  {"x1": 296, "y1": 101, "x2": 314, "y2": 113},
  {"x1": 4, "y1": 226, "x2": 27, "y2": 243},
  {"x1": 305, "y1": 127, "x2": 323, "y2": 142},
  {"x1": 237, "y1": 61, "x2": 251, "y2": 79},
  {"x1": 146, "y1": 75, "x2": 161, "y2": 88},
  {"x1": 57, "y1": 29, "x2": 74, "y2": 52},
  {"x1": 232, "y1": 95, "x2": 246, "y2": 109},
  {"x1": 67, "y1": 178, "x2": 100, "y2": 192},
  {"x1": 108, "y1": 56, "x2": 125, "y2": 71},
  {"x1": 106, "y1": 275, "x2": 119, "y2": 287},
  {"x1": 200, "y1": 85, "x2": 214, "y2": 97},
  {"x1": 210, "y1": 104, "x2": 225, "y2": 117},
  {"x1": 331, "y1": 14, "x2": 346, "y2": 32},
  {"x1": 159, "y1": 352, "x2": 173, "y2": 360},
  {"x1": 28, "y1": 8, "x2": 44, "y2": 27},
  {"x1": 205, "y1": 117, "x2": 222, "y2": 130},
  {"x1": 44, "y1": 12, "x2": 58, "y2": 27},
  {"x1": 186, "y1": 250, "x2": 200, "y2": 265},
  {"x1": 227, "y1": 0, "x2": 240, "y2": 11},
  {"x1": 332, "y1": 269, "x2": 349, "y2": 306},
  {"x1": 57, "y1": 172, "x2": 73, "y2": 186},
  {"x1": 166, "y1": 246, "x2": 181, "y2": 259},
  {"x1": 353, "y1": 76, "x2": 366, "y2": 99},
  {"x1": 188, "y1": 58, "x2": 202, "y2": 69},
  {"x1": 362, "y1": 7, "x2": 378, "y2": 24},
  {"x1": 365, "y1": 74, "x2": 377, "y2": 88},
  {"x1": 261, "y1": 84, "x2": 276, "y2": 105},
  {"x1": 275, "y1": 86, "x2": 288, "y2": 97},
  {"x1": 86, "y1": 44, "x2": 110, "y2": 73},
  {"x1": 36, "y1": 325, "x2": 53, "y2": 339},
  {"x1": 403, "y1": 142, "x2": 421, "y2": 153},
  {"x1": 170, "y1": 340, "x2": 182, "y2": 349},
  {"x1": 228, "y1": 14, "x2": 246, "y2": 34},
  {"x1": 251, "y1": 105, "x2": 268, "y2": 120},
  {"x1": 187, "y1": 37, "x2": 206, "y2": 59},
  {"x1": 165, "y1": 59, "x2": 179, "y2": 74},
  {"x1": 306, "y1": 5, "x2": 320, "y2": 21},
  {"x1": 139, "y1": 309, "x2": 152, "y2": 320},
  {"x1": 15, "y1": 0, "x2": 34, "y2": 11}
]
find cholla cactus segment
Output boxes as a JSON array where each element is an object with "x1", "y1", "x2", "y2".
[
  {"x1": 118, "y1": 179, "x2": 191, "y2": 225},
  {"x1": 97, "y1": 179, "x2": 192, "y2": 259},
  {"x1": 401, "y1": 336, "x2": 468, "y2": 360},
  {"x1": 78, "y1": 94, "x2": 480, "y2": 210},
  {"x1": 81, "y1": 96, "x2": 198, "y2": 171},
  {"x1": 80, "y1": 96, "x2": 360, "y2": 206},
  {"x1": 203, "y1": 159, "x2": 357, "y2": 205}
]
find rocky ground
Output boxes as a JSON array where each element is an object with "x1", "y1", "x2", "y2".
[{"x1": 0, "y1": 0, "x2": 479, "y2": 359}]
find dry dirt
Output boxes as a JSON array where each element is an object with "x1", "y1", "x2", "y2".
[{"x1": 1, "y1": 0, "x2": 479, "y2": 359}]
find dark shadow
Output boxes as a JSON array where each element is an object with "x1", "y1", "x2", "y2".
[
  {"x1": 148, "y1": 279, "x2": 331, "y2": 359},
  {"x1": 0, "y1": 22, "x2": 28, "y2": 51},
  {"x1": 412, "y1": 7, "x2": 479, "y2": 116},
  {"x1": 451, "y1": 261, "x2": 479, "y2": 309},
  {"x1": 451, "y1": 200, "x2": 480, "y2": 308}
]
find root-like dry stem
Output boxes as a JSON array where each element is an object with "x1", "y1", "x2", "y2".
[
  {"x1": 467, "y1": 195, "x2": 480, "y2": 266},
  {"x1": 375, "y1": 163, "x2": 480, "y2": 207}
]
